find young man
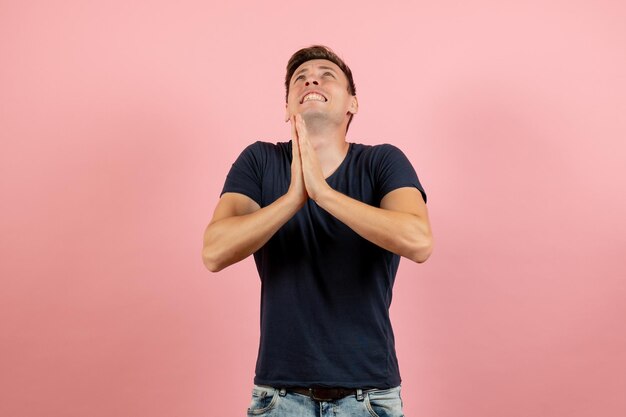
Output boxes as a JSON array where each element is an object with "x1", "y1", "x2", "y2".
[{"x1": 203, "y1": 45, "x2": 433, "y2": 416}]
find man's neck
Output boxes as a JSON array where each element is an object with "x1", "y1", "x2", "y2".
[{"x1": 304, "y1": 120, "x2": 350, "y2": 178}]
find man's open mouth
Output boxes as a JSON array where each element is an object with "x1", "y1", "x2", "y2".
[{"x1": 301, "y1": 92, "x2": 327, "y2": 104}]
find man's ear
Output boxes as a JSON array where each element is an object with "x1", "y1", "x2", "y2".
[
  {"x1": 285, "y1": 104, "x2": 290, "y2": 122},
  {"x1": 349, "y1": 96, "x2": 359, "y2": 115}
]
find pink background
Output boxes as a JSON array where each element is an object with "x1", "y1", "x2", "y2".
[{"x1": 1, "y1": 1, "x2": 625, "y2": 416}]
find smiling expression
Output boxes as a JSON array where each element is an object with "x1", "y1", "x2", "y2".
[{"x1": 285, "y1": 59, "x2": 358, "y2": 127}]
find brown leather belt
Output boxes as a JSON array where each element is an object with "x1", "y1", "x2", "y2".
[{"x1": 288, "y1": 387, "x2": 372, "y2": 401}]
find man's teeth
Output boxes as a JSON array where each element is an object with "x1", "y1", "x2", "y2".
[{"x1": 303, "y1": 93, "x2": 326, "y2": 102}]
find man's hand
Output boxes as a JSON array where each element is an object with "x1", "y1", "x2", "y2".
[
  {"x1": 287, "y1": 115, "x2": 308, "y2": 207},
  {"x1": 292, "y1": 114, "x2": 331, "y2": 202}
]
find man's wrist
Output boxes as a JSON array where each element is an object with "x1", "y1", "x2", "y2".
[
  {"x1": 284, "y1": 188, "x2": 307, "y2": 210},
  {"x1": 311, "y1": 184, "x2": 335, "y2": 207}
]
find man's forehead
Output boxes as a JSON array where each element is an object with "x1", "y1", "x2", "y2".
[{"x1": 292, "y1": 59, "x2": 342, "y2": 77}]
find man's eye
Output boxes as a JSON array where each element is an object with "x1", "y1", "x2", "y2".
[
  {"x1": 294, "y1": 75, "x2": 304, "y2": 82},
  {"x1": 323, "y1": 72, "x2": 335, "y2": 77}
]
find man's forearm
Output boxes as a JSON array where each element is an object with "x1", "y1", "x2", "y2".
[
  {"x1": 202, "y1": 194, "x2": 303, "y2": 272},
  {"x1": 314, "y1": 188, "x2": 433, "y2": 263}
]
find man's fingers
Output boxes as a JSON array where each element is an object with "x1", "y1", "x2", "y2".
[
  {"x1": 290, "y1": 115, "x2": 298, "y2": 140},
  {"x1": 295, "y1": 114, "x2": 306, "y2": 139},
  {"x1": 290, "y1": 115, "x2": 302, "y2": 168},
  {"x1": 290, "y1": 115, "x2": 299, "y2": 151},
  {"x1": 294, "y1": 114, "x2": 310, "y2": 159}
]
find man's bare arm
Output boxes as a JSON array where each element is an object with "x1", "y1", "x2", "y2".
[
  {"x1": 314, "y1": 186, "x2": 433, "y2": 263},
  {"x1": 202, "y1": 191, "x2": 304, "y2": 272},
  {"x1": 202, "y1": 122, "x2": 307, "y2": 272}
]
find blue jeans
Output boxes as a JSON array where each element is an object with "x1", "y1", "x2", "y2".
[{"x1": 246, "y1": 385, "x2": 404, "y2": 417}]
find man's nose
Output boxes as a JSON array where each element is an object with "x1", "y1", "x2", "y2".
[{"x1": 305, "y1": 80, "x2": 319, "y2": 86}]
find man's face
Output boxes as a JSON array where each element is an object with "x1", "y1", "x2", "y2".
[{"x1": 285, "y1": 59, "x2": 358, "y2": 127}]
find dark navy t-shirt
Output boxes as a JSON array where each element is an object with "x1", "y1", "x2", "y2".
[{"x1": 221, "y1": 140, "x2": 426, "y2": 389}]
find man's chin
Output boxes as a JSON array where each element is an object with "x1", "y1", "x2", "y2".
[{"x1": 301, "y1": 111, "x2": 330, "y2": 126}]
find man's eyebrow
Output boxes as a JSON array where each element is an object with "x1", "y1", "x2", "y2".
[
  {"x1": 292, "y1": 65, "x2": 338, "y2": 80},
  {"x1": 293, "y1": 68, "x2": 308, "y2": 79}
]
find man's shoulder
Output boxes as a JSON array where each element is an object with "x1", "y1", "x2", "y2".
[
  {"x1": 234, "y1": 140, "x2": 291, "y2": 161},
  {"x1": 350, "y1": 142, "x2": 406, "y2": 159},
  {"x1": 240, "y1": 140, "x2": 291, "y2": 155}
]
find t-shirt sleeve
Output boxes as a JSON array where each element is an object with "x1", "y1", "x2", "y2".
[
  {"x1": 220, "y1": 141, "x2": 265, "y2": 206},
  {"x1": 373, "y1": 144, "x2": 427, "y2": 203}
]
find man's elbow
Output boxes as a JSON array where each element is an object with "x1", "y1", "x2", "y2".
[
  {"x1": 408, "y1": 235, "x2": 434, "y2": 264},
  {"x1": 202, "y1": 246, "x2": 224, "y2": 273}
]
